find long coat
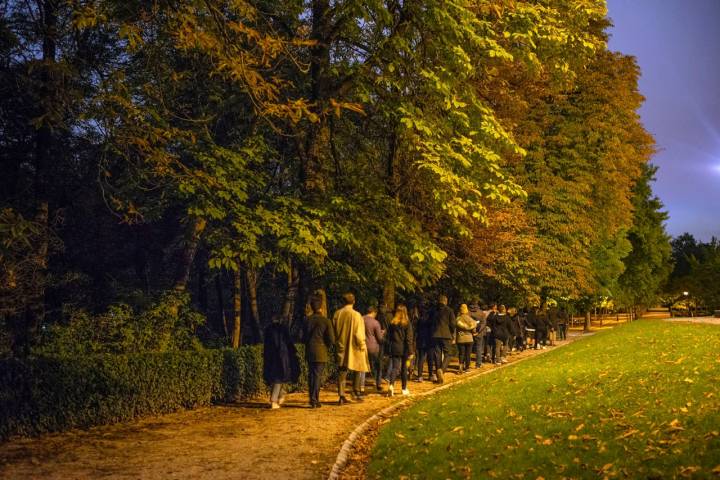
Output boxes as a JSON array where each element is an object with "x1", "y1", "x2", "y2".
[
  {"x1": 263, "y1": 322, "x2": 300, "y2": 385},
  {"x1": 303, "y1": 313, "x2": 335, "y2": 363},
  {"x1": 332, "y1": 305, "x2": 370, "y2": 372}
]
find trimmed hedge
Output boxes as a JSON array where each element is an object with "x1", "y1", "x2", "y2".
[{"x1": 0, "y1": 344, "x2": 336, "y2": 440}]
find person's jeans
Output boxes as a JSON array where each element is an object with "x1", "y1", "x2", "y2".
[
  {"x1": 473, "y1": 335, "x2": 485, "y2": 366},
  {"x1": 308, "y1": 362, "x2": 325, "y2": 404},
  {"x1": 270, "y1": 383, "x2": 285, "y2": 403},
  {"x1": 458, "y1": 343, "x2": 472, "y2": 370},
  {"x1": 416, "y1": 347, "x2": 434, "y2": 378},
  {"x1": 338, "y1": 367, "x2": 361, "y2": 398},
  {"x1": 433, "y1": 338, "x2": 451, "y2": 371},
  {"x1": 363, "y1": 351, "x2": 381, "y2": 388},
  {"x1": 387, "y1": 356, "x2": 408, "y2": 390}
]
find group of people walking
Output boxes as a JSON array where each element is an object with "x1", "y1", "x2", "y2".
[{"x1": 262, "y1": 292, "x2": 570, "y2": 409}]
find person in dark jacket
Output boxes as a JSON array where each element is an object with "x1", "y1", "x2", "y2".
[
  {"x1": 386, "y1": 304, "x2": 415, "y2": 396},
  {"x1": 485, "y1": 304, "x2": 498, "y2": 363},
  {"x1": 431, "y1": 294, "x2": 455, "y2": 383},
  {"x1": 302, "y1": 294, "x2": 335, "y2": 408},
  {"x1": 548, "y1": 306, "x2": 559, "y2": 346},
  {"x1": 535, "y1": 307, "x2": 549, "y2": 349},
  {"x1": 558, "y1": 307, "x2": 569, "y2": 340},
  {"x1": 264, "y1": 315, "x2": 301, "y2": 409},
  {"x1": 468, "y1": 300, "x2": 487, "y2": 367},
  {"x1": 414, "y1": 299, "x2": 435, "y2": 382},
  {"x1": 492, "y1": 305, "x2": 511, "y2": 364}
]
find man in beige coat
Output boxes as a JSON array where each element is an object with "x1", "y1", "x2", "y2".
[{"x1": 332, "y1": 293, "x2": 370, "y2": 404}]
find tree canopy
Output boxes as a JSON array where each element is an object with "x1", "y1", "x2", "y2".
[{"x1": 1, "y1": 0, "x2": 671, "y2": 355}]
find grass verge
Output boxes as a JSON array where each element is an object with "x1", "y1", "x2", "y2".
[{"x1": 368, "y1": 320, "x2": 720, "y2": 479}]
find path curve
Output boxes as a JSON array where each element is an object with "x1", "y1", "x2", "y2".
[{"x1": 328, "y1": 331, "x2": 592, "y2": 479}]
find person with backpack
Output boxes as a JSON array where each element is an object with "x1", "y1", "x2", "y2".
[{"x1": 468, "y1": 300, "x2": 487, "y2": 368}]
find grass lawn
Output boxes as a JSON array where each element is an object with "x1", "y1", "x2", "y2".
[{"x1": 368, "y1": 320, "x2": 720, "y2": 479}]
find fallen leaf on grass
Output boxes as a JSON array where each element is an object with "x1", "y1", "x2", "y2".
[
  {"x1": 615, "y1": 429, "x2": 639, "y2": 440},
  {"x1": 452, "y1": 426, "x2": 464, "y2": 432},
  {"x1": 679, "y1": 466, "x2": 701, "y2": 477}
]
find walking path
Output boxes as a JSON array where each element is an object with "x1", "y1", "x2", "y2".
[{"x1": 0, "y1": 331, "x2": 592, "y2": 480}]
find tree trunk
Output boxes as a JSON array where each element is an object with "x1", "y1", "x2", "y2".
[
  {"x1": 173, "y1": 217, "x2": 207, "y2": 292},
  {"x1": 245, "y1": 268, "x2": 263, "y2": 342},
  {"x1": 20, "y1": 0, "x2": 58, "y2": 355},
  {"x1": 232, "y1": 268, "x2": 242, "y2": 348},
  {"x1": 215, "y1": 272, "x2": 229, "y2": 338},
  {"x1": 383, "y1": 279, "x2": 396, "y2": 312},
  {"x1": 584, "y1": 310, "x2": 591, "y2": 332},
  {"x1": 281, "y1": 260, "x2": 300, "y2": 323}
]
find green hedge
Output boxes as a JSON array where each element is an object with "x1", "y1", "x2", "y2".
[{"x1": 0, "y1": 344, "x2": 337, "y2": 440}]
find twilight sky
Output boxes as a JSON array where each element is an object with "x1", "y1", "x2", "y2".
[{"x1": 606, "y1": 0, "x2": 720, "y2": 241}]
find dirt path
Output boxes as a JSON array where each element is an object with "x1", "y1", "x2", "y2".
[{"x1": 0, "y1": 332, "x2": 591, "y2": 480}]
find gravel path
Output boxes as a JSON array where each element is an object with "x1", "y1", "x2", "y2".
[{"x1": 0, "y1": 332, "x2": 591, "y2": 480}]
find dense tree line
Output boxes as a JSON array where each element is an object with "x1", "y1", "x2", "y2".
[
  {"x1": 1, "y1": 0, "x2": 671, "y2": 356},
  {"x1": 665, "y1": 234, "x2": 720, "y2": 314}
]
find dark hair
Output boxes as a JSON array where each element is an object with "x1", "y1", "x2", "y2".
[
  {"x1": 309, "y1": 294, "x2": 323, "y2": 313},
  {"x1": 438, "y1": 294, "x2": 448, "y2": 305},
  {"x1": 366, "y1": 305, "x2": 377, "y2": 314},
  {"x1": 342, "y1": 292, "x2": 355, "y2": 305}
]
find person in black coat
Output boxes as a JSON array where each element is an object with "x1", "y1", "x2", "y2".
[
  {"x1": 430, "y1": 294, "x2": 455, "y2": 383},
  {"x1": 386, "y1": 304, "x2": 415, "y2": 396},
  {"x1": 492, "y1": 305, "x2": 511, "y2": 364},
  {"x1": 302, "y1": 294, "x2": 335, "y2": 408},
  {"x1": 264, "y1": 315, "x2": 300, "y2": 409},
  {"x1": 485, "y1": 304, "x2": 498, "y2": 363},
  {"x1": 414, "y1": 299, "x2": 435, "y2": 382}
]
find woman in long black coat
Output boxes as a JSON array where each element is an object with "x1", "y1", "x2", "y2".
[{"x1": 264, "y1": 315, "x2": 300, "y2": 409}]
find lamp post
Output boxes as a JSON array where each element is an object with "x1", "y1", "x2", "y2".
[{"x1": 683, "y1": 291, "x2": 691, "y2": 317}]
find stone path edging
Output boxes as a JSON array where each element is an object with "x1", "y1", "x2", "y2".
[{"x1": 327, "y1": 333, "x2": 594, "y2": 479}]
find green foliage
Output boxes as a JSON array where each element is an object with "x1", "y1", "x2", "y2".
[
  {"x1": 369, "y1": 321, "x2": 720, "y2": 479},
  {"x1": 617, "y1": 164, "x2": 673, "y2": 308},
  {"x1": 32, "y1": 292, "x2": 205, "y2": 356}
]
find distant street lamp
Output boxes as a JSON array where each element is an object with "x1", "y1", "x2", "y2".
[{"x1": 683, "y1": 291, "x2": 692, "y2": 317}]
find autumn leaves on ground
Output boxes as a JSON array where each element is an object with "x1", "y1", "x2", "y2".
[{"x1": 368, "y1": 320, "x2": 720, "y2": 479}]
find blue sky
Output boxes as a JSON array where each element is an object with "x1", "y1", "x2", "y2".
[{"x1": 607, "y1": 0, "x2": 720, "y2": 240}]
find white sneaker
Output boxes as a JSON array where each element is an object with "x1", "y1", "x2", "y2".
[
  {"x1": 278, "y1": 395, "x2": 286, "y2": 405},
  {"x1": 401, "y1": 388, "x2": 410, "y2": 396},
  {"x1": 388, "y1": 385, "x2": 394, "y2": 397},
  {"x1": 271, "y1": 402, "x2": 280, "y2": 409}
]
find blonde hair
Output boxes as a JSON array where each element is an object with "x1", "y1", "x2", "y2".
[
  {"x1": 459, "y1": 304, "x2": 469, "y2": 315},
  {"x1": 391, "y1": 304, "x2": 409, "y2": 326}
]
